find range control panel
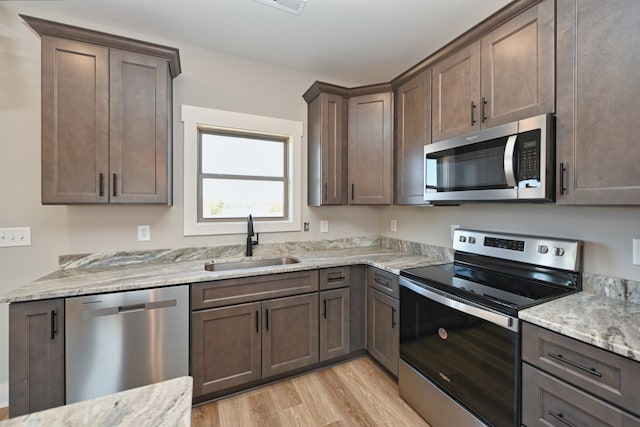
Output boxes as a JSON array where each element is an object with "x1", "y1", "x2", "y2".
[{"x1": 453, "y1": 229, "x2": 582, "y2": 272}]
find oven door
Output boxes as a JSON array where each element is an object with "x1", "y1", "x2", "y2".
[{"x1": 399, "y1": 278, "x2": 520, "y2": 427}]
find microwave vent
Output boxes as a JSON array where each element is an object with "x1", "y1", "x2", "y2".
[{"x1": 252, "y1": 0, "x2": 307, "y2": 15}]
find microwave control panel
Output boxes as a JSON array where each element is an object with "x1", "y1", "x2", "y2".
[{"x1": 519, "y1": 131, "x2": 540, "y2": 181}]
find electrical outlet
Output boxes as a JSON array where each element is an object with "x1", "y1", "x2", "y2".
[
  {"x1": 137, "y1": 225, "x2": 151, "y2": 241},
  {"x1": 320, "y1": 220, "x2": 329, "y2": 233},
  {"x1": 0, "y1": 227, "x2": 31, "y2": 247},
  {"x1": 303, "y1": 222, "x2": 310, "y2": 232},
  {"x1": 634, "y1": 239, "x2": 640, "y2": 265},
  {"x1": 451, "y1": 224, "x2": 460, "y2": 240},
  {"x1": 390, "y1": 219, "x2": 398, "y2": 232}
]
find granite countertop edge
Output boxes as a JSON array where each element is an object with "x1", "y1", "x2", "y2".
[
  {"x1": 0, "y1": 376, "x2": 192, "y2": 427},
  {"x1": 519, "y1": 292, "x2": 640, "y2": 362}
]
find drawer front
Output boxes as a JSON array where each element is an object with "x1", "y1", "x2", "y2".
[
  {"x1": 192, "y1": 270, "x2": 319, "y2": 310},
  {"x1": 522, "y1": 322, "x2": 640, "y2": 414},
  {"x1": 367, "y1": 267, "x2": 399, "y2": 298},
  {"x1": 319, "y1": 266, "x2": 351, "y2": 290},
  {"x1": 522, "y1": 363, "x2": 640, "y2": 427}
]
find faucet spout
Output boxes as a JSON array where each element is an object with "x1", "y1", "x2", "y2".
[{"x1": 246, "y1": 214, "x2": 259, "y2": 256}]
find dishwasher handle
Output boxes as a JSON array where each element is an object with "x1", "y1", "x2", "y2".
[{"x1": 83, "y1": 298, "x2": 177, "y2": 318}]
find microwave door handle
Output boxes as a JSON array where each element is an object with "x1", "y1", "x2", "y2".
[{"x1": 504, "y1": 135, "x2": 518, "y2": 188}]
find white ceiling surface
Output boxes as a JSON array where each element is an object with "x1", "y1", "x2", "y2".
[{"x1": 7, "y1": 0, "x2": 512, "y2": 85}]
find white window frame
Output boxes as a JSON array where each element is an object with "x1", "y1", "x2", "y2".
[{"x1": 182, "y1": 105, "x2": 302, "y2": 236}]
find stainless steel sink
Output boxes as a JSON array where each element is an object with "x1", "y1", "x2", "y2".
[{"x1": 204, "y1": 257, "x2": 300, "y2": 272}]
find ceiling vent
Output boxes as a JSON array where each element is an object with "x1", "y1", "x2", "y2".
[{"x1": 252, "y1": 0, "x2": 307, "y2": 15}]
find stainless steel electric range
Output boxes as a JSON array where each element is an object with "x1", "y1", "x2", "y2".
[{"x1": 398, "y1": 229, "x2": 583, "y2": 427}]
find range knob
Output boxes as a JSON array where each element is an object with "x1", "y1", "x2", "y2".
[
  {"x1": 459, "y1": 236, "x2": 467, "y2": 243},
  {"x1": 554, "y1": 247, "x2": 565, "y2": 256},
  {"x1": 468, "y1": 237, "x2": 476, "y2": 244},
  {"x1": 538, "y1": 245, "x2": 549, "y2": 254}
]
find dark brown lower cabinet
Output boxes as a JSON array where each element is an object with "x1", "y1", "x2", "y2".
[
  {"x1": 9, "y1": 299, "x2": 65, "y2": 417},
  {"x1": 191, "y1": 302, "x2": 262, "y2": 397},
  {"x1": 191, "y1": 293, "x2": 319, "y2": 398},
  {"x1": 319, "y1": 288, "x2": 350, "y2": 362},
  {"x1": 367, "y1": 287, "x2": 399, "y2": 376},
  {"x1": 262, "y1": 293, "x2": 319, "y2": 377}
]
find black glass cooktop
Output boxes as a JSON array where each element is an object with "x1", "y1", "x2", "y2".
[{"x1": 400, "y1": 256, "x2": 580, "y2": 317}]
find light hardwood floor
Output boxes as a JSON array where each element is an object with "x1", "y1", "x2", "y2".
[
  {"x1": 192, "y1": 357, "x2": 430, "y2": 427},
  {"x1": 0, "y1": 357, "x2": 429, "y2": 426}
]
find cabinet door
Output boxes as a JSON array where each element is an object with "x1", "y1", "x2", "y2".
[
  {"x1": 480, "y1": 0, "x2": 554, "y2": 129},
  {"x1": 348, "y1": 92, "x2": 392, "y2": 205},
  {"x1": 191, "y1": 302, "x2": 261, "y2": 397},
  {"x1": 319, "y1": 288, "x2": 350, "y2": 362},
  {"x1": 262, "y1": 293, "x2": 319, "y2": 378},
  {"x1": 556, "y1": 0, "x2": 640, "y2": 205},
  {"x1": 394, "y1": 69, "x2": 431, "y2": 205},
  {"x1": 431, "y1": 42, "x2": 481, "y2": 142},
  {"x1": 41, "y1": 36, "x2": 109, "y2": 204},
  {"x1": 9, "y1": 299, "x2": 65, "y2": 417},
  {"x1": 308, "y1": 93, "x2": 347, "y2": 206},
  {"x1": 110, "y1": 49, "x2": 171, "y2": 204},
  {"x1": 367, "y1": 287, "x2": 399, "y2": 376}
]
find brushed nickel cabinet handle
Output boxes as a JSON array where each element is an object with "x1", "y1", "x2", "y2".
[{"x1": 481, "y1": 97, "x2": 487, "y2": 122}]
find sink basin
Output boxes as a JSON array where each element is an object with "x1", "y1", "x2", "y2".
[{"x1": 204, "y1": 257, "x2": 300, "y2": 272}]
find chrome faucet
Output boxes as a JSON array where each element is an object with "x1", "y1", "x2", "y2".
[{"x1": 246, "y1": 214, "x2": 259, "y2": 256}]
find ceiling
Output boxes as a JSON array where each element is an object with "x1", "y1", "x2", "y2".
[{"x1": 9, "y1": 0, "x2": 513, "y2": 85}]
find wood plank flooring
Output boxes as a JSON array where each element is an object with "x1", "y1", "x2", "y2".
[
  {"x1": 0, "y1": 357, "x2": 429, "y2": 426},
  {"x1": 192, "y1": 356, "x2": 430, "y2": 427}
]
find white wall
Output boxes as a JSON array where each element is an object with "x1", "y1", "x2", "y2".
[
  {"x1": 378, "y1": 204, "x2": 640, "y2": 281},
  {"x1": 0, "y1": 4, "x2": 380, "y2": 406}
]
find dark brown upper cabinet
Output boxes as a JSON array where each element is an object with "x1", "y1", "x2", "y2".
[
  {"x1": 22, "y1": 15, "x2": 180, "y2": 205},
  {"x1": 556, "y1": 0, "x2": 640, "y2": 205},
  {"x1": 304, "y1": 83, "x2": 349, "y2": 206},
  {"x1": 394, "y1": 69, "x2": 431, "y2": 205},
  {"x1": 348, "y1": 88, "x2": 393, "y2": 205},
  {"x1": 432, "y1": 0, "x2": 554, "y2": 142}
]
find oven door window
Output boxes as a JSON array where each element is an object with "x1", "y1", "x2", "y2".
[
  {"x1": 400, "y1": 286, "x2": 518, "y2": 427},
  {"x1": 425, "y1": 136, "x2": 510, "y2": 193}
]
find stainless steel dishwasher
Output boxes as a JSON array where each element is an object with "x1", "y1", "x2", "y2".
[{"x1": 65, "y1": 285, "x2": 189, "y2": 403}]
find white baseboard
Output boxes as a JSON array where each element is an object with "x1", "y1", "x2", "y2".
[{"x1": 0, "y1": 381, "x2": 8, "y2": 408}]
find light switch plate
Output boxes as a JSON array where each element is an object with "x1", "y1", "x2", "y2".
[
  {"x1": 0, "y1": 227, "x2": 31, "y2": 247},
  {"x1": 634, "y1": 239, "x2": 640, "y2": 265},
  {"x1": 320, "y1": 220, "x2": 329, "y2": 233},
  {"x1": 137, "y1": 225, "x2": 151, "y2": 241},
  {"x1": 391, "y1": 219, "x2": 397, "y2": 232}
]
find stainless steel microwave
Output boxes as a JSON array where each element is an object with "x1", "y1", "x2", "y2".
[{"x1": 424, "y1": 113, "x2": 554, "y2": 204}]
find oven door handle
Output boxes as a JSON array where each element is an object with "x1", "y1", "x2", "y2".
[
  {"x1": 400, "y1": 278, "x2": 519, "y2": 332},
  {"x1": 504, "y1": 134, "x2": 518, "y2": 188}
]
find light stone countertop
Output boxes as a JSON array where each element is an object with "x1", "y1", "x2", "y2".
[
  {"x1": 0, "y1": 376, "x2": 192, "y2": 426},
  {"x1": 519, "y1": 292, "x2": 640, "y2": 361},
  {"x1": 1, "y1": 238, "x2": 452, "y2": 303}
]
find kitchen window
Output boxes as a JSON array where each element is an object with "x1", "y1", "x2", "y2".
[{"x1": 182, "y1": 105, "x2": 302, "y2": 236}]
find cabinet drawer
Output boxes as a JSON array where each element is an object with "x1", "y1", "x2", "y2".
[
  {"x1": 368, "y1": 267, "x2": 399, "y2": 298},
  {"x1": 522, "y1": 322, "x2": 640, "y2": 414},
  {"x1": 192, "y1": 270, "x2": 319, "y2": 310},
  {"x1": 319, "y1": 266, "x2": 350, "y2": 290},
  {"x1": 522, "y1": 363, "x2": 640, "y2": 427}
]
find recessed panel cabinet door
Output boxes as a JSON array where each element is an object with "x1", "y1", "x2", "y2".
[
  {"x1": 348, "y1": 92, "x2": 392, "y2": 205},
  {"x1": 9, "y1": 299, "x2": 64, "y2": 417},
  {"x1": 41, "y1": 36, "x2": 109, "y2": 204},
  {"x1": 432, "y1": 42, "x2": 481, "y2": 142},
  {"x1": 367, "y1": 287, "x2": 399, "y2": 376},
  {"x1": 262, "y1": 293, "x2": 319, "y2": 378},
  {"x1": 394, "y1": 69, "x2": 431, "y2": 205},
  {"x1": 556, "y1": 0, "x2": 640, "y2": 205},
  {"x1": 480, "y1": 0, "x2": 554, "y2": 128},
  {"x1": 191, "y1": 302, "x2": 262, "y2": 397},
  {"x1": 319, "y1": 288, "x2": 350, "y2": 362},
  {"x1": 109, "y1": 50, "x2": 171, "y2": 204}
]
